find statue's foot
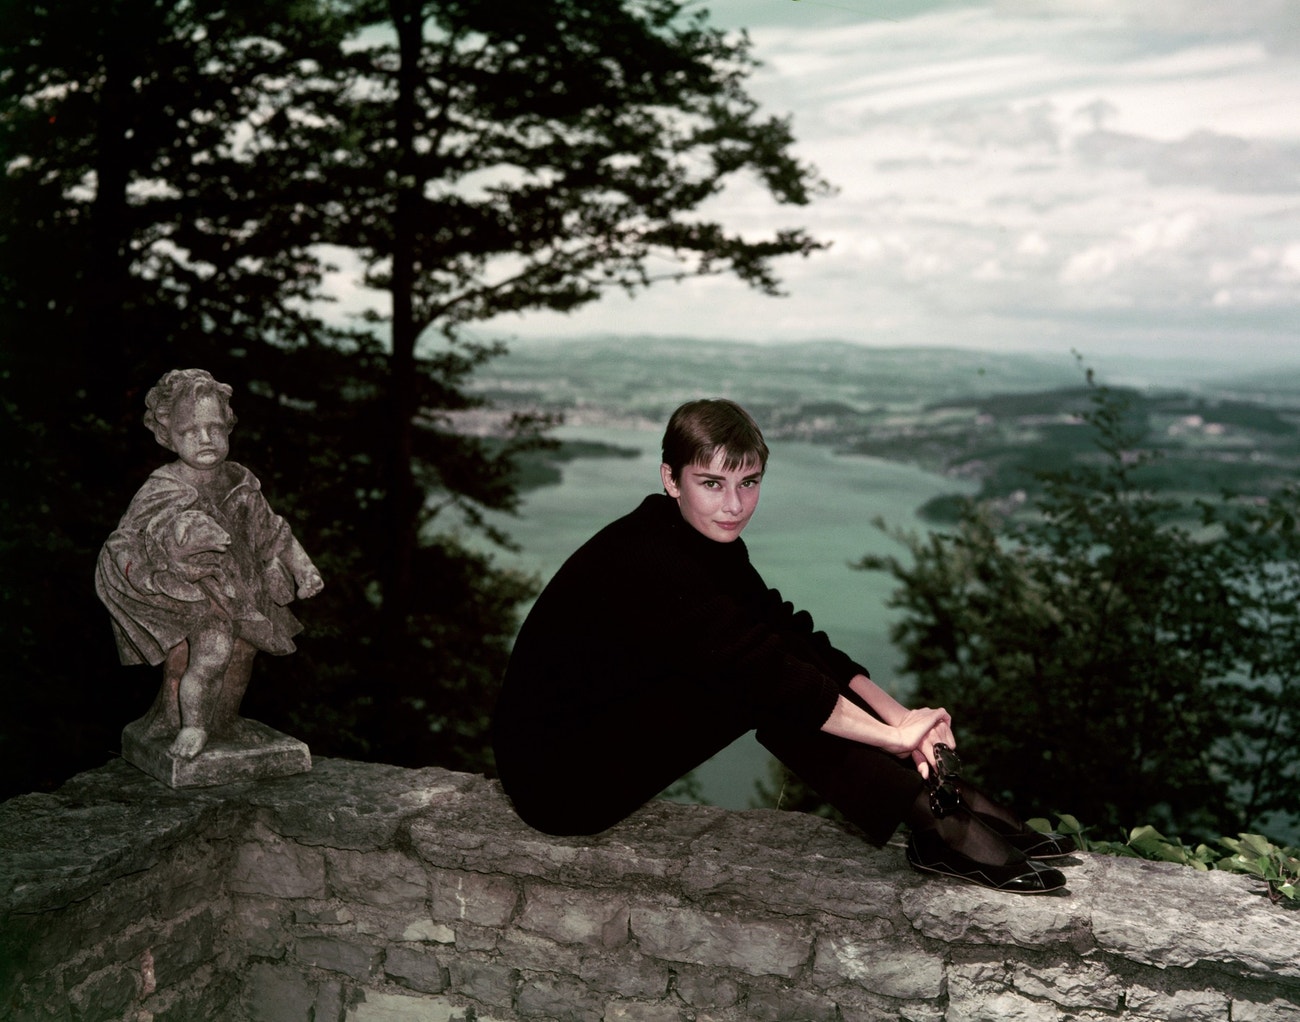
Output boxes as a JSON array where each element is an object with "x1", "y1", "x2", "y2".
[{"x1": 169, "y1": 726, "x2": 209, "y2": 759}]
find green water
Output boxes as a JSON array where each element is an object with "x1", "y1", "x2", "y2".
[{"x1": 487, "y1": 424, "x2": 976, "y2": 809}]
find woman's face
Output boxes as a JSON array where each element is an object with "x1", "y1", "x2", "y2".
[
  {"x1": 660, "y1": 450, "x2": 763, "y2": 543},
  {"x1": 168, "y1": 394, "x2": 231, "y2": 471}
]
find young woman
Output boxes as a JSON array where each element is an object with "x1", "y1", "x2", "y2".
[{"x1": 493, "y1": 399, "x2": 1072, "y2": 893}]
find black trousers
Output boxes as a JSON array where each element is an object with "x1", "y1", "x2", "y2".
[{"x1": 493, "y1": 680, "x2": 924, "y2": 845}]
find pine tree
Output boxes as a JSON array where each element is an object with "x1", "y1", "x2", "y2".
[{"x1": 0, "y1": 0, "x2": 827, "y2": 793}]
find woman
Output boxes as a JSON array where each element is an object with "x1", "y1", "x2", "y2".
[{"x1": 493, "y1": 399, "x2": 1071, "y2": 893}]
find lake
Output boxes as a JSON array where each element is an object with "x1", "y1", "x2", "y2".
[{"x1": 485, "y1": 424, "x2": 976, "y2": 809}]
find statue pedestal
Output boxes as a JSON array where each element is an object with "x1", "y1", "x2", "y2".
[{"x1": 122, "y1": 716, "x2": 311, "y2": 788}]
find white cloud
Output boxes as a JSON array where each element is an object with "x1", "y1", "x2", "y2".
[{"x1": 475, "y1": 1, "x2": 1300, "y2": 367}]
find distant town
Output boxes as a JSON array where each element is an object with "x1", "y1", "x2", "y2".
[{"x1": 472, "y1": 336, "x2": 1300, "y2": 520}]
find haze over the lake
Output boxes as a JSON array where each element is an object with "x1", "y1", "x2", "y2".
[{"x1": 477, "y1": 0, "x2": 1300, "y2": 371}]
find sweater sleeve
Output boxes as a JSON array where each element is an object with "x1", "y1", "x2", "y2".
[
  {"x1": 752, "y1": 587, "x2": 871, "y2": 684},
  {"x1": 677, "y1": 590, "x2": 845, "y2": 732}
]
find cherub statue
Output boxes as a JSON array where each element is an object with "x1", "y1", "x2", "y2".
[{"x1": 96, "y1": 369, "x2": 323, "y2": 761}]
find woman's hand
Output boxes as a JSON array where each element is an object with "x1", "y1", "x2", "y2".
[
  {"x1": 893, "y1": 708, "x2": 955, "y2": 780},
  {"x1": 820, "y1": 689, "x2": 956, "y2": 775},
  {"x1": 888, "y1": 707, "x2": 951, "y2": 771}
]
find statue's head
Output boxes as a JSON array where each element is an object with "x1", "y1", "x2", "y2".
[{"x1": 143, "y1": 369, "x2": 237, "y2": 455}]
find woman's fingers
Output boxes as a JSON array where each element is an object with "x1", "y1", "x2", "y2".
[{"x1": 910, "y1": 712, "x2": 957, "y2": 778}]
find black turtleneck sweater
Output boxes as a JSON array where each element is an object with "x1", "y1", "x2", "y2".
[{"x1": 492, "y1": 494, "x2": 867, "y2": 829}]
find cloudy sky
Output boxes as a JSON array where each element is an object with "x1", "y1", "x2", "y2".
[{"x1": 481, "y1": 0, "x2": 1300, "y2": 372}]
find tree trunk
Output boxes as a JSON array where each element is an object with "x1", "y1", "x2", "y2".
[
  {"x1": 85, "y1": 26, "x2": 134, "y2": 428},
  {"x1": 381, "y1": 0, "x2": 425, "y2": 642}
]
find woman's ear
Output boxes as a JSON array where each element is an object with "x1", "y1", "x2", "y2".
[{"x1": 660, "y1": 463, "x2": 680, "y2": 498}]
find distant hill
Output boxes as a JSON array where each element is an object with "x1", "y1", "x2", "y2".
[
  {"x1": 471, "y1": 335, "x2": 1085, "y2": 428},
  {"x1": 474, "y1": 335, "x2": 1300, "y2": 516}
]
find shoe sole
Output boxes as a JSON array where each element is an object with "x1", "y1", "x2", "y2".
[{"x1": 906, "y1": 854, "x2": 1068, "y2": 894}]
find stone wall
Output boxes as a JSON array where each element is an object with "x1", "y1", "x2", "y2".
[{"x1": 1, "y1": 758, "x2": 1297, "y2": 1022}]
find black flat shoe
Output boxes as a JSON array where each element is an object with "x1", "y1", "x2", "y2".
[
  {"x1": 906, "y1": 828, "x2": 1068, "y2": 894},
  {"x1": 974, "y1": 812, "x2": 1080, "y2": 859}
]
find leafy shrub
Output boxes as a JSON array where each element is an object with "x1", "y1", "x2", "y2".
[
  {"x1": 860, "y1": 374, "x2": 1298, "y2": 843},
  {"x1": 1030, "y1": 815, "x2": 1298, "y2": 904}
]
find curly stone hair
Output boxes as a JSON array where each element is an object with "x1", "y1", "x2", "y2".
[{"x1": 143, "y1": 368, "x2": 237, "y2": 451}]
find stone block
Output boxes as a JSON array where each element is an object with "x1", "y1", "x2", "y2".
[
  {"x1": 0, "y1": 776, "x2": 214, "y2": 915},
  {"x1": 495, "y1": 926, "x2": 587, "y2": 973},
  {"x1": 122, "y1": 716, "x2": 310, "y2": 788},
  {"x1": 454, "y1": 921, "x2": 507, "y2": 952},
  {"x1": 249, "y1": 758, "x2": 476, "y2": 852},
  {"x1": 517, "y1": 882, "x2": 631, "y2": 948},
  {"x1": 674, "y1": 966, "x2": 741, "y2": 1008},
  {"x1": 230, "y1": 896, "x2": 290, "y2": 957},
  {"x1": 900, "y1": 873, "x2": 1087, "y2": 954},
  {"x1": 1231, "y1": 995, "x2": 1300, "y2": 1022},
  {"x1": 151, "y1": 847, "x2": 230, "y2": 921},
  {"x1": 402, "y1": 918, "x2": 455, "y2": 943},
  {"x1": 408, "y1": 792, "x2": 720, "y2": 885},
  {"x1": 603, "y1": 1000, "x2": 686, "y2": 1022},
  {"x1": 515, "y1": 972, "x2": 607, "y2": 1021},
  {"x1": 327, "y1": 848, "x2": 429, "y2": 909},
  {"x1": 813, "y1": 929, "x2": 944, "y2": 999},
  {"x1": 294, "y1": 933, "x2": 382, "y2": 979},
  {"x1": 742, "y1": 981, "x2": 841, "y2": 1022},
  {"x1": 1081, "y1": 857, "x2": 1300, "y2": 978},
  {"x1": 347, "y1": 989, "x2": 479, "y2": 1022},
  {"x1": 1125, "y1": 981, "x2": 1232, "y2": 1022},
  {"x1": 842, "y1": 1001, "x2": 945, "y2": 1022},
  {"x1": 429, "y1": 867, "x2": 519, "y2": 928},
  {"x1": 67, "y1": 960, "x2": 142, "y2": 1020},
  {"x1": 148, "y1": 910, "x2": 218, "y2": 989},
  {"x1": 677, "y1": 810, "x2": 906, "y2": 921},
  {"x1": 946, "y1": 986, "x2": 1064, "y2": 1022},
  {"x1": 0, "y1": 909, "x2": 60, "y2": 984},
  {"x1": 229, "y1": 824, "x2": 327, "y2": 899},
  {"x1": 149, "y1": 966, "x2": 240, "y2": 1022},
  {"x1": 385, "y1": 945, "x2": 450, "y2": 993},
  {"x1": 65, "y1": 921, "x2": 157, "y2": 989},
  {"x1": 1009, "y1": 960, "x2": 1122, "y2": 1011},
  {"x1": 631, "y1": 903, "x2": 811, "y2": 978},
  {"x1": 241, "y1": 962, "x2": 338, "y2": 1022},
  {"x1": 445, "y1": 958, "x2": 518, "y2": 1008},
  {"x1": 575, "y1": 947, "x2": 671, "y2": 999},
  {"x1": 294, "y1": 903, "x2": 355, "y2": 926}
]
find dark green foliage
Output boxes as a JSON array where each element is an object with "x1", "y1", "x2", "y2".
[
  {"x1": 1, "y1": 0, "x2": 823, "y2": 797},
  {"x1": 860, "y1": 378, "x2": 1299, "y2": 843},
  {"x1": 1198, "y1": 486, "x2": 1300, "y2": 836}
]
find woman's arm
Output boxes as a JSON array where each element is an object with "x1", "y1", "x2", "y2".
[{"x1": 825, "y1": 674, "x2": 957, "y2": 779}]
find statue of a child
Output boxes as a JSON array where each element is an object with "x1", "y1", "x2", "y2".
[{"x1": 96, "y1": 369, "x2": 323, "y2": 760}]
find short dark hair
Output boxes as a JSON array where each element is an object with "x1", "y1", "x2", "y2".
[{"x1": 661, "y1": 399, "x2": 769, "y2": 482}]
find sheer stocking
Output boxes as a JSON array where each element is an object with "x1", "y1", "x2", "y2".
[{"x1": 905, "y1": 787, "x2": 1023, "y2": 866}]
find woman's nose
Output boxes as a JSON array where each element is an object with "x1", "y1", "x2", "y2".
[{"x1": 722, "y1": 487, "x2": 742, "y2": 513}]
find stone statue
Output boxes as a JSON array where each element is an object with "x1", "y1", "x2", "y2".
[{"x1": 96, "y1": 369, "x2": 322, "y2": 785}]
